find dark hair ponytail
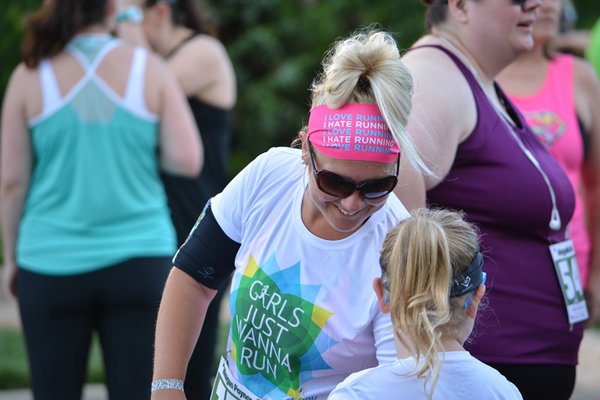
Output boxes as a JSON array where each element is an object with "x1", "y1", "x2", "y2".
[
  {"x1": 145, "y1": 0, "x2": 217, "y2": 36},
  {"x1": 22, "y1": 0, "x2": 108, "y2": 68},
  {"x1": 423, "y1": 0, "x2": 448, "y2": 32}
]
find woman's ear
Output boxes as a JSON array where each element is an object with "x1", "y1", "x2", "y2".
[
  {"x1": 466, "y1": 284, "x2": 486, "y2": 319},
  {"x1": 373, "y1": 278, "x2": 390, "y2": 313},
  {"x1": 447, "y1": 0, "x2": 469, "y2": 24},
  {"x1": 300, "y1": 130, "x2": 309, "y2": 165}
]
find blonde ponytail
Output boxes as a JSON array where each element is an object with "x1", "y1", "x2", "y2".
[
  {"x1": 379, "y1": 208, "x2": 480, "y2": 398},
  {"x1": 310, "y1": 28, "x2": 431, "y2": 175}
]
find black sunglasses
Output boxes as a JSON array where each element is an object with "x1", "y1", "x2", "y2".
[{"x1": 307, "y1": 144, "x2": 399, "y2": 200}]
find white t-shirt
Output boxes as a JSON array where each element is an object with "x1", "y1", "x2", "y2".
[
  {"x1": 328, "y1": 351, "x2": 523, "y2": 400},
  {"x1": 211, "y1": 147, "x2": 409, "y2": 400}
]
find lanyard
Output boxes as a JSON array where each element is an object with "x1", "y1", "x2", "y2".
[
  {"x1": 502, "y1": 119, "x2": 562, "y2": 231},
  {"x1": 437, "y1": 34, "x2": 562, "y2": 232}
]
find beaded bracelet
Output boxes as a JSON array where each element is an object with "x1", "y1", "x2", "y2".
[{"x1": 151, "y1": 378, "x2": 185, "y2": 392}]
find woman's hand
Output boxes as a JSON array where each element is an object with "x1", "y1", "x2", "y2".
[{"x1": 1, "y1": 261, "x2": 18, "y2": 302}]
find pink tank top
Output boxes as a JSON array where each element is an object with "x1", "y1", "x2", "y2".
[{"x1": 508, "y1": 54, "x2": 590, "y2": 286}]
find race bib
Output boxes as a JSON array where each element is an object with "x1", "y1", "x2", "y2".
[
  {"x1": 211, "y1": 356, "x2": 261, "y2": 400},
  {"x1": 549, "y1": 240, "x2": 589, "y2": 325}
]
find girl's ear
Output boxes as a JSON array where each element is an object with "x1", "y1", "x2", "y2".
[
  {"x1": 373, "y1": 278, "x2": 391, "y2": 313},
  {"x1": 466, "y1": 284, "x2": 486, "y2": 319}
]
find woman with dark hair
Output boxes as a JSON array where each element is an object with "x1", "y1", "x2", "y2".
[
  {"x1": 0, "y1": 0, "x2": 201, "y2": 398},
  {"x1": 116, "y1": 1, "x2": 236, "y2": 397},
  {"x1": 396, "y1": 0, "x2": 584, "y2": 398}
]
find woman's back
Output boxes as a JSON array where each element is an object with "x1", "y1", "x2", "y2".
[
  {"x1": 18, "y1": 35, "x2": 177, "y2": 274},
  {"x1": 1, "y1": 3, "x2": 201, "y2": 397}
]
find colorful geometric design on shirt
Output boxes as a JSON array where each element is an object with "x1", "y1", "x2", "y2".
[
  {"x1": 230, "y1": 254, "x2": 335, "y2": 399},
  {"x1": 524, "y1": 110, "x2": 566, "y2": 148}
]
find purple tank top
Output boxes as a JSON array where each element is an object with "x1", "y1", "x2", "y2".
[{"x1": 418, "y1": 45, "x2": 582, "y2": 365}]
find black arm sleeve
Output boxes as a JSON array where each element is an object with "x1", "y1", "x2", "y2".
[{"x1": 172, "y1": 203, "x2": 240, "y2": 289}]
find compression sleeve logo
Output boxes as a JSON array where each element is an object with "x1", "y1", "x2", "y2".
[{"x1": 230, "y1": 254, "x2": 335, "y2": 399}]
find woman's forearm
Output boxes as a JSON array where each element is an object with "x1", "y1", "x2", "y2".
[{"x1": 151, "y1": 267, "x2": 217, "y2": 399}]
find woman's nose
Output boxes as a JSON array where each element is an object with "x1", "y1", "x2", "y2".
[{"x1": 338, "y1": 190, "x2": 365, "y2": 212}]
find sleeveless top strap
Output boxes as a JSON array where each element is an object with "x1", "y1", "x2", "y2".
[
  {"x1": 166, "y1": 32, "x2": 197, "y2": 59},
  {"x1": 407, "y1": 44, "x2": 523, "y2": 129},
  {"x1": 66, "y1": 37, "x2": 120, "y2": 77},
  {"x1": 66, "y1": 44, "x2": 91, "y2": 68},
  {"x1": 88, "y1": 39, "x2": 120, "y2": 70},
  {"x1": 38, "y1": 60, "x2": 62, "y2": 115},
  {"x1": 123, "y1": 47, "x2": 149, "y2": 113},
  {"x1": 407, "y1": 44, "x2": 483, "y2": 95}
]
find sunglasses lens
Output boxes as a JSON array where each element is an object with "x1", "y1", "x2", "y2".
[
  {"x1": 317, "y1": 171, "x2": 397, "y2": 199},
  {"x1": 360, "y1": 177, "x2": 398, "y2": 199},
  {"x1": 316, "y1": 171, "x2": 355, "y2": 198},
  {"x1": 512, "y1": 0, "x2": 526, "y2": 5}
]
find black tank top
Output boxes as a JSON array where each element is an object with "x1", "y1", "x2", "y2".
[{"x1": 161, "y1": 33, "x2": 234, "y2": 245}]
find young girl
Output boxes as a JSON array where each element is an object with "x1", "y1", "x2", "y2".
[{"x1": 329, "y1": 208, "x2": 522, "y2": 399}]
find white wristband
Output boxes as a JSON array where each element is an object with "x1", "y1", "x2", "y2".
[{"x1": 151, "y1": 378, "x2": 184, "y2": 392}]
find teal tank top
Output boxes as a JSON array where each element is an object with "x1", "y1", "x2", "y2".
[{"x1": 17, "y1": 35, "x2": 176, "y2": 275}]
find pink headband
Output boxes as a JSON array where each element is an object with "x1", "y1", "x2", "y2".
[{"x1": 307, "y1": 103, "x2": 400, "y2": 162}]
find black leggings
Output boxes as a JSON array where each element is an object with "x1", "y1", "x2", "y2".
[
  {"x1": 487, "y1": 363, "x2": 576, "y2": 400},
  {"x1": 18, "y1": 257, "x2": 172, "y2": 400}
]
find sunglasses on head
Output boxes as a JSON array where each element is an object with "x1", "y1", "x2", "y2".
[{"x1": 307, "y1": 144, "x2": 399, "y2": 200}]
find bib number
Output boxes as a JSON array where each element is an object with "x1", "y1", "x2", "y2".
[
  {"x1": 210, "y1": 356, "x2": 261, "y2": 400},
  {"x1": 549, "y1": 240, "x2": 588, "y2": 325}
]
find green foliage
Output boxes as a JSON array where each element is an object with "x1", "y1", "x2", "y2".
[
  {"x1": 3, "y1": 1, "x2": 596, "y2": 174},
  {"x1": 0, "y1": 329, "x2": 29, "y2": 388},
  {"x1": 205, "y1": 0, "x2": 427, "y2": 173},
  {"x1": 0, "y1": 322, "x2": 230, "y2": 390},
  {"x1": 0, "y1": 329, "x2": 104, "y2": 389},
  {"x1": 0, "y1": 0, "x2": 38, "y2": 113},
  {"x1": 573, "y1": 0, "x2": 599, "y2": 28}
]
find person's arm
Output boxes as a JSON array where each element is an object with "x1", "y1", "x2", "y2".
[
  {"x1": 395, "y1": 47, "x2": 476, "y2": 207},
  {"x1": 146, "y1": 54, "x2": 203, "y2": 176},
  {"x1": 575, "y1": 57, "x2": 600, "y2": 327},
  {"x1": 554, "y1": 30, "x2": 590, "y2": 57},
  {"x1": 0, "y1": 65, "x2": 33, "y2": 301},
  {"x1": 152, "y1": 202, "x2": 239, "y2": 398},
  {"x1": 151, "y1": 268, "x2": 217, "y2": 400},
  {"x1": 394, "y1": 162, "x2": 426, "y2": 210},
  {"x1": 168, "y1": 36, "x2": 237, "y2": 109}
]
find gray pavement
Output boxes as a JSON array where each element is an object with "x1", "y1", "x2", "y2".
[{"x1": 0, "y1": 295, "x2": 599, "y2": 399}]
